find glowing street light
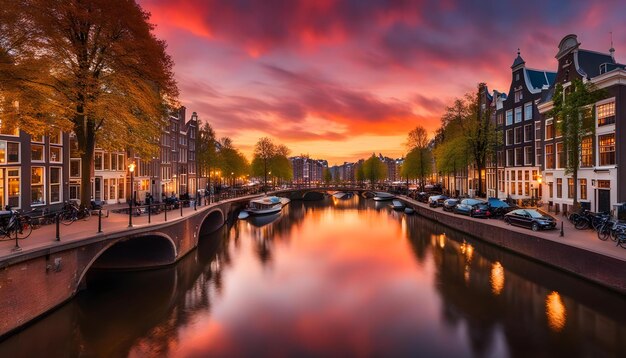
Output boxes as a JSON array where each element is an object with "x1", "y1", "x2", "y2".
[{"x1": 128, "y1": 161, "x2": 136, "y2": 227}]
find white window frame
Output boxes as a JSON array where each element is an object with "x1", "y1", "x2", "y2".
[
  {"x1": 524, "y1": 102, "x2": 533, "y2": 121},
  {"x1": 506, "y1": 110, "x2": 513, "y2": 126},
  {"x1": 514, "y1": 107, "x2": 522, "y2": 123},
  {"x1": 49, "y1": 166, "x2": 62, "y2": 204}
]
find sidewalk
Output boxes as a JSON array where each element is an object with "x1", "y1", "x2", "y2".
[
  {"x1": 0, "y1": 201, "x2": 216, "y2": 262},
  {"x1": 402, "y1": 196, "x2": 626, "y2": 262}
]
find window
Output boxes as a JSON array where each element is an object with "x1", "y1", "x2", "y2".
[
  {"x1": 518, "y1": 170, "x2": 523, "y2": 181},
  {"x1": 104, "y1": 153, "x2": 110, "y2": 170},
  {"x1": 50, "y1": 167, "x2": 61, "y2": 203},
  {"x1": 515, "y1": 148, "x2": 523, "y2": 166},
  {"x1": 8, "y1": 169, "x2": 20, "y2": 208},
  {"x1": 524, "y1": 124, "x2": 533, "y2": 142},
  {"x1": 69, "y1": 184, "x2": 80, "y2": 201},
  {"x1": 555, "y1": 119, "x2": 562, "y2": 137},
  {"x1": 524, "y1": 146, "x2": 533, "y2": 165},
  {"x1": 545, "y1": 144, "x2": 554, "y2": 169},
  {"x1": 511, "y1": 182, "x2": 516, "y2": 195},
  {"x1": 7, "y1": 142, "x2": 18, "y2": 163},
  {"x1": 32, "y1": 145, "x2": 44, "y2": 162},
  {"x1": 556, "y1": 142, "x2": 565, "y2": 169},
  {"x1": 525, "y1": 170, "x2": 530, "y2": 181},
  {"x1": 49, "y1": 147, "x2": 61, "y2": 163},
  {"x1": 70, "y1": 159, "x2": 81, "y2": 177},
  {"x1": 515, "y1": 73, "x2": 520, "y2": 81},
  {"x1": 580, "y1": 179, "x2": 587, "y2": 200},
  {"x1": 111, "y1": 154, "x2": 117, "y2": 171},
  {"x1": 556, "y1": 178, "x2": 562, "y2": 198},
  {"x1": 567, "y1": 178, "x2": 574, "y2": 199},
  {"x1": 497, "y1": 151, "x2": 504, "y2": 167},
  {"x1": 597, "y1": 101, "x2": 615, "y2": 126},
  {"x1": 515, "y1": 90, "x2": 523, "y2": 103},
  {"x1": 95, "y1": 152, "x2": 103, "y2": 171},
  {"x1": 506, "y1": 110, "x2": 513, "y2": 125},
  {"x1": 514, "y1": 127, "x2": 523, "y2": 144},
  {"x1": 507, "y1": 149, "x2": 514, "y2": 166},
  {"x1": 496, "y1": 113, "x2": 504, "y2": 126},
  {"x1": 514, "y1": 107, "x2": 522, "y2": 123},
  {"x1": 532, "y1": 170, "x2": 538, "y2": 180},
  {"x1": 49, "y1": 130, "x2": 62, "y2": 145},
  {"x1": 31, "y1": 167, "x2": 45, "y2": 205},
  {"x1": 506, "y1": 129, "x2": 514, "y2": 145},
  {"x1": 118, "y1": 154, "x2": 125, "y2": 170},
  {"x1": 545, "y1": 119, "x2": 554, "y2": 139},
  {"x1": 31, "y1": 134, "x2": 44, "y2": 143},
  {"x1": 535, "y1": 121, "x2": 541, "y2": 141},
  {"x1": 581, "y1": 136, "x2": 593, "y2": 167},
  {"x1": 599, "y1": 133, "x2": 615, "y2": 166},
  {"x1": 524, "y1": 102, "x2": 533, "y2": 121},
  {"x1": 524, "y1": 182, "x2": 529, "y2": 196},
  {"x1": 548, "y1": 182, "x2": 554, "y2": 198},
  {"x1": 536, "y1": 147, "x2": 542, "y2": 166},
  {"x1": 597, "y1": 180, "x2": 610, "y2": 189},
  {"x1": 518, "y1": 182, "x2": 523, "y2": 196}
]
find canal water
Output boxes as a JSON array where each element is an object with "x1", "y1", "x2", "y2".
[{"x1": 1, "y1": 196, "x2": 625, "y2": 357}]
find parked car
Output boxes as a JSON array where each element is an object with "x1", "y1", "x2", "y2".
[
  {"x1": 442, "y1": 198, "x2": 459, "y2": 212},
  {"x1": 504, "y1": 209, "x2": 556, "y2": 231},
  {"x1": 416, "y1": 192, "x2": 430, "y2": 203},
  {"x1": 487, "y1": 197, "x2": 512, "y2": 218},
  {"x1": 428, "y1": 195, "x2": 449, "y2": 208},
  {"x1": 454, "y1": 199, "x2": 490, "y2": 217}
]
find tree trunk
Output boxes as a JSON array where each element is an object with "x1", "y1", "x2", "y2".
[
  {"x1": 572, "y1": 170, "x2": 579, "y2": 211},
  {"x1": 75, "y1": 110, "x2": 96, "y2": 209}
]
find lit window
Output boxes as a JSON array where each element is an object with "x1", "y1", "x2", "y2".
[
  {"x1": 31, "y1": 167, "x2": 45, "y2": 205},
  {"x1": 525, "y1": 146, "x2": 533, "y2": 165},
  {"x1": 597, "y1": 101, "x2": 615, "y2": 126},
  {"x1": 581, "y1": 136, "x2": 593, "y2": 167},
  {"x1": 545, "y1": 144, "x2": 554, "y2": 169},
  {"x1": 545, "y1": 119, "x2": 554, "y2": 139},
  {"x1": 50, "y1": 147, "x2": 62, "y2": 163},
  {"x1": 599, "y1": 133, "x2": 615, "y2": 166},
  {"x1": 580, "y1": 179, "x2": 587, "y2": 200},
  {"x1": 556, "y1": 142, "x2": 565, "y2": 169}
]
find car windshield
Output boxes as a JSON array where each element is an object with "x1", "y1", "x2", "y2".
[
  {"x1": 488, "y1": 199, "x2": 509, "y2": 208},
  {"x1": 464, "y1": 199, "x2": 482, "y2": 205},
  {"x1": 526, "y1": 210, "x2": 545, "y2": 218}
]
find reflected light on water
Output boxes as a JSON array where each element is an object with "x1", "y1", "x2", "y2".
[
  {"x1": 490, "y1": 262, "x2": 505, "y2": 295},
  {"x1": 459, "y1": 242, "x2": 474, "y2": 262},
  {"x1": 546, "y1": 291, "x2": 567, "y2": 332}
]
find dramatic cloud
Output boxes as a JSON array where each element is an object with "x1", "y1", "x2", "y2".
[{"x1": 139, "y1": 0, "x2": 626, "y2": 163}]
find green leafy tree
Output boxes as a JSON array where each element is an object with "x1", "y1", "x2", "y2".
[
  {"x1": 362, "y1": 154, "x2": 387, "y2": 188},
  {"x1": 550, "y1": 79, "x2": 605, "y2": 209},
  {"x1": 355, "y1": 162, "x2": 365, "y2": 185},
  {"x1": 251, "y1": 138, "x2": 292, "y2": 190},
  {"x1": 1, "y1": 0, "x2": 178, "y2": 206},
  {"x1": 403, "y1": 125, "x2": 432, "y2": 190},
  {"x1": 217, "y1": 137, "x2": 249, "y2": 186},
  {"x1": 323, "y1": 167, "x2": 332, "y2": 184},
  {"x1": 196, "y1": 122, "x2": 217, "y2": 187}
]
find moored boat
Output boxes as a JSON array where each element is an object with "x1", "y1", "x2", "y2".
[
  {"x1": 390, "y1": 200, "x2": 405, "y2": 210},
  {"x1": 373, "y1": 192, "x2": 395, "y2": 201},
  {"x1": 246, "y1": 196, "x2": 290, "y2": 216},
  {"x1": 404, "y1": 207, "x2": 415, "y2": 215}
]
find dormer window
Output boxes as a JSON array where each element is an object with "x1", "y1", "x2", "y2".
[
  {"x1": 514, "y1": 90, "x2": 523, "y2": 103},
  {"x1": 515, "y1": 73, "x2": 520, "y2": 81}
]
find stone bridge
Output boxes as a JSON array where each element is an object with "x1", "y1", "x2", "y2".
[
  {"x1": 0, "y1": 195, "x2": 257, "y2": 337},
  {"x1": 276, "y1": 186, "x2": 373, "y2": 201}
]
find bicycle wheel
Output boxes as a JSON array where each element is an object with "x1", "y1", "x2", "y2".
[
  {"x1": 574, "y1": 218, "x2": 589, "y2": 230},
  {"x1": 597, "y1": 224, "x2": 610, "y2": 241},
  {"x1": 61, "y1": 212, "x2": 75, "y2": 225},
  {"x1": 16, "y1": 217, "x2": 32, "y2": 239},
  {"x1": 617, "y1": 235, "x2": 626, "y2": 249}
]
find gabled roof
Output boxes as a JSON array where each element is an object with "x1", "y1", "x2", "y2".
[
  {"x1": 576, "y1": 49, "x2": 615, "y2": 78},
  {"x1": 526, "y1": 69, "x2": 556, "y2": 91}
]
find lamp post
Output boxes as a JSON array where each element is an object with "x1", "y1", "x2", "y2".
[
  {"x1": 537, "y1": 174, "x2": 543, "y2": 207},
  {"x1": 128, "y1": 162, "x2": 136, "y2": 227}
]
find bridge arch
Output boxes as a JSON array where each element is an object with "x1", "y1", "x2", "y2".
[
  {"x1": 76, "y1": 233, "x2": 178, "y2": 291},
  {"x1": 199, "y1": 208, "x2": 225, "y2": 236}
]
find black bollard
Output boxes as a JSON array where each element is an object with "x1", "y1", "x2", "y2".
[
  {"x1": 180, "y1": 202, "x2": 183, "y2": 217},
  {"x1": 98, "y1": 209, "x2": 102, "y2": 233},
  {"x1": 55, "y1": 214, "x2": 60, "y2": 241},
  {"x1": 560, "y1": 221, "x2": 564, "y2": 237},
  {"x1": 164, "y1": 204, "x2": 168, "y2": 222},
  {"x1": 194, "y1": 199, "x2": 197, "y2": 211},
  {"x1": 13, "y1": 222, "x2": 20, "y2": 251},
  {"x1": 148, "y1": 204, "x2": 151, "y2": 224}
]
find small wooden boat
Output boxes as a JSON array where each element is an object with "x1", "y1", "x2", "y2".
[{"x1": 390, "y1": 200, "x2": 405, "y2": 210}]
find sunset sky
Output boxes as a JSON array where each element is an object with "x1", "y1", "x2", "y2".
[{"x1": 139, "y1": 0, "x2": 625, "y2": 165}]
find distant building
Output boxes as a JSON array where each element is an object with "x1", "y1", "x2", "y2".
[{"x1": 290, "y1": 156, "x2": 327, "y2": 184}]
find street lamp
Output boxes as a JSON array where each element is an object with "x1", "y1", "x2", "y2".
[{"x1": 128, "y1": 161, "x2": 136, "y2": 227}]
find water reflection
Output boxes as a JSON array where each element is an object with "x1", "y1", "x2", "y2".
[
  {"x1": 0, "y1": 196, "x2": 624, "y2": 357},
  {"x1": 546, "y1": 291, "x2": 567, "y2": 332}
]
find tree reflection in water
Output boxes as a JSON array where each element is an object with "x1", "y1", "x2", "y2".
[{"x1": 0, "y1": 196, "x2": 624, "y2": 357}]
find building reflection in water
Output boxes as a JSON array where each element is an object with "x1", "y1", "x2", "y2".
[
  {"x1": 1, "y1": 196, "x2": 624, "y2": 357},
  {"x1": 546, "y1": 291, "x2": 567, "y2": 332}
]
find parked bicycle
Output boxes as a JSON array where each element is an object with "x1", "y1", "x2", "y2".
[
  {"x1": 573, "y1": 210, "x2": 610, "y2": 230},
  {"x1": 597, "y1": 218, "x2": 626, "y2": 241},
  {"x1": 60, "y1": 201, "x2": 91, "y2": 225},
  {"x1": 0, "y1": 210, "x2": 32, "y2": 240}
]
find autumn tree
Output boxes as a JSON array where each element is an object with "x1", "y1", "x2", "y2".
[
  {"x1": 196, "y1": 122, "x2": 217, "y2": 188},
  {"x1": 251, "y1": 137, "x2": 292, "y2": 191},
  {"x1": 323, "y1": 167, "x2": 332, "y2": 184},
  {"x1": 1, "y1": 0, "x2": 177, "y2": 207},
  {"x1": 362, "y1": 154, "x2": 387, "y2": 188},
  {"x1": 217, "y1": 137, "x2": 249, "y2": 186},
  {"x1": 550, "y1": 79, "x2": 605, "y2": 210},
  {"x1": 402, "y1": 125, "x2": 432, "y2": 190}
]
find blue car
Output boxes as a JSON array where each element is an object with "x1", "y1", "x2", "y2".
[{"x1": 487, "y1": 198, "x2": 512, "y2": 218}]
